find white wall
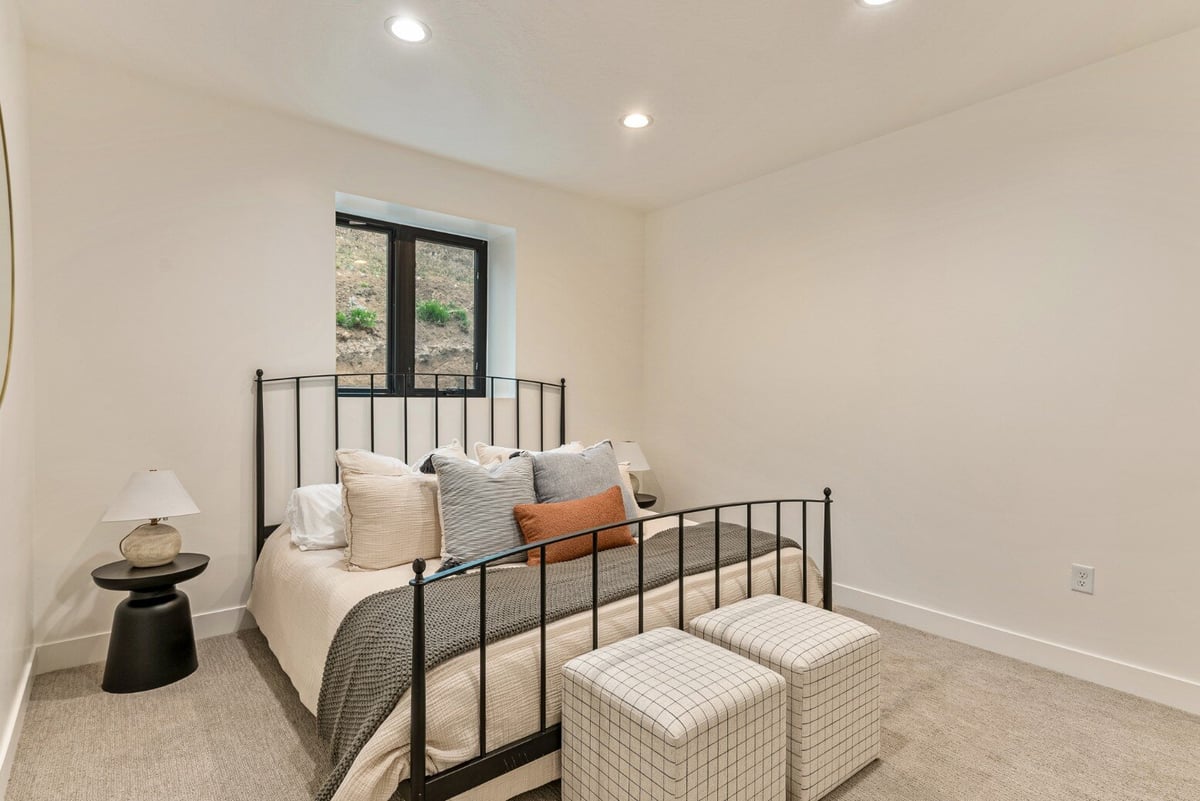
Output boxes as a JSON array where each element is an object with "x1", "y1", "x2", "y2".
[
  {"x1": 24, "y1": 13, "x2": 1200, "y2": 717},
  {"x1": 644, "y1": 28, "x2": 1200, "y2": 712},
  {"x1": 28, "y1": 47, "x2": 644, "y2": 665},
  {"x1": 0, "y1": 0, "x2": 35, "y2": 787}
]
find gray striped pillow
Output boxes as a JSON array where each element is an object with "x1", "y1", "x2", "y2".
[{"x1": 433, "y1": 454, "x2": 536, "y2": 567}]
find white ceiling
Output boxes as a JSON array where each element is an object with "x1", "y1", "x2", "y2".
[{"x1": 20, "y1": 1, "x2": 1200, "y2": 209}]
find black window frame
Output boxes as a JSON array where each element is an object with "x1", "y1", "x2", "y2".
[{"x1": 335, "y1": 212, "x2": 488, "y2": 398}]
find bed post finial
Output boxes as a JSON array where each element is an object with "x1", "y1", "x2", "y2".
[
  {"x1": 412, "y1": 558, "x2": 426, "y2": 579},
  {"x1": 256, "y1": 368, "x2": 263, "y2": 378},
  {"x1": 824, "y1": 487, "x2": 831, "y2": 499}
]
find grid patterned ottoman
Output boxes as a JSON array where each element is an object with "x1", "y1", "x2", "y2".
[
  {"x1": 561, "y1": 626, "x2": 787, "y2": 801},
  {"x1": 688, "y1": 596, "x2": 880, "y2": 801}
]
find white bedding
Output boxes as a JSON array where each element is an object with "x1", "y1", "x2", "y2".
[{"x1": 248, "y1": 519, "x2": 824, "y2": 801}]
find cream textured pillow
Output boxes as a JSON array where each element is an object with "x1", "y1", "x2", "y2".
[
  {"x1": 413, "y1": 439, "x2": 471, "y2": 473},
  {"x1": 340, "y1": 470, "x2": 441, "y2": 570},
  {"x1": 334, "y1": 448, "x2": 410, "y2": 476},
  {"x1": 474, "y1": 440, "x2": 584, "y2": 467}
]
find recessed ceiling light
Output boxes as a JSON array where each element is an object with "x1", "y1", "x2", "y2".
[
  {"x1": 621, "y1": 113, "x2": 653, "y2": 129},
  {"x1": 857, "y1": 0, "x2": 897, "y2": 6},
  {"x1": 386, "y1": 16, "x2": 431, "y2": 43}
]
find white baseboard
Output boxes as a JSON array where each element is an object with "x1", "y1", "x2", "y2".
[
  {"x1": 26, "y1": 589, "x2": 1200, "y2": 715},
  {"x1": 835, "y1": 583, "x2": 1200, "y2": 716},
  {"x1": 33, "y1": 605, "x2": 255, "y2": 676},
  {"x1": 0, "y1": 650, "x2": 34, "y2": 797}
]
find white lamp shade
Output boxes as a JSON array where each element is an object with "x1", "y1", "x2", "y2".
[
  {"x1": 102, "y1": 469, "x2": 199, "y2": 522},
  {"x1": 611, "y1": 441, "x2": 651, "y2": 472}
]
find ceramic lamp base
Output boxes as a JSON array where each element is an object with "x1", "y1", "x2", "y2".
[{"x1": 120, "y1": 522, "x2": 182, "y2": 568}]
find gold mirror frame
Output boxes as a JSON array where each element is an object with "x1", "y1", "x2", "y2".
[{"x1": 0, "y1": 99, "x2": 13, "y2": 407}]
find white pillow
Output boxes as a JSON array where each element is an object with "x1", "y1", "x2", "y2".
[
  {"x1": 474, "y1": 440, "x2": 584, "y2": 467},
  {"x1": 285, "y1": 483, "x2": 346, "y2": 551},
  {"x1": 339, "y1": 468, "x2": 441, "y2": 571}
]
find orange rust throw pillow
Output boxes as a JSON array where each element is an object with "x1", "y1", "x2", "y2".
[{"x1": 513, "y1": 485, "x2": 633, "y2": 566}]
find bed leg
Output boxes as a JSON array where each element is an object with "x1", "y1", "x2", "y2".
[
  {"x1": 823, "y1": 488, "x2": 833, "y2": 611},
  {"x1": 411, "y1": 559, "x2": 427, "y2": 801},
  {"x1": 255, "y1": 369, "x2": 265, "y2": 556}
]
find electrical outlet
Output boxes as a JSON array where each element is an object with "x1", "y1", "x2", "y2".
[{"x1": 1071, "y1": 564, "x2": 1095, "y2": 595}]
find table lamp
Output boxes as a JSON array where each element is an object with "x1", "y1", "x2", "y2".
[
  {"x1": 611, "y1": 440, "x2": 651, "y2": 492},
  {"x1": 102, "y1": 469, "x2": 199, "y2": 568}
]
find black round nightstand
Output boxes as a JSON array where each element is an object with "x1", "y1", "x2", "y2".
[
  {"x1": 635, "y1": 493, "x2": 658, "y2": 510},
  {"x1": 91, "y1": 553, "x2": 209, "y2": 693}
]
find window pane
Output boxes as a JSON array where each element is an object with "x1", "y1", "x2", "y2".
[
  {"x1": 414, "y1": 239, "x2": 478, "y2": 390},
  {"x1": 335, "y1": 225, "x2": 388, "y2": 389}
]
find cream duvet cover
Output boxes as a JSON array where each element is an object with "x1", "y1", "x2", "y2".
[{"x1": 248, "y1": 521, "x2": 823, "y2": 801}]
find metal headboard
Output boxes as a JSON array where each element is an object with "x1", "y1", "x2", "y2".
[{"x1": 253, "y1": 370, "x2": 566, "y2": 556}]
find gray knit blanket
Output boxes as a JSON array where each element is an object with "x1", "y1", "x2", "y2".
[{"x1": 315, "y1": 523, "x2": 798, "y2": 801}]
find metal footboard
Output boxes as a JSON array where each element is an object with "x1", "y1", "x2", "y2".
[{"x1": 404, "y1": 492, "x2": 833, "y2": 801}]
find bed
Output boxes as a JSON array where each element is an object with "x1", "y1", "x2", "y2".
[{"x1": 248, "y1": 370, "x2": 834, "y2": 801}]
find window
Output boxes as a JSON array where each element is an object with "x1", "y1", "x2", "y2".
[{"x1": 335, "y1": 213, "x2": 487, "y2": 395}]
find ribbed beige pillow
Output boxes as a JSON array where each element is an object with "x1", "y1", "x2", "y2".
[
  {"x1": 340, "y1": 470, "x2": 441, "y2": 571},
  {"x1": 334, "y1": 448, "x2": 410, "y2": 476},
  {"x1": 473, "y1": 440, "x2": 584, "y2": 467}
]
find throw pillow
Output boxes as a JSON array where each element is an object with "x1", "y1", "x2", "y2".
[
  {"x1": 414, "y1": 439, "x2": 471, "y2": 474},
  {"x1": 474, "y1": 440, "x2": 584, "y2": 467},
  {"x1": 340, "y1": 470, "x2": 441, "y2": 570},
  {"x1": 530, "y1": 440, "x2": 637, "y2": 520},
  {"x1": 334, "y1": 448, "x2": 410, "y2": 476},
  {"x1": 513, "y1": 486, "x2": 633, "y2": 566},
  {"x1": 433, "y1": 454, "x2": 536, "y2": 566}
]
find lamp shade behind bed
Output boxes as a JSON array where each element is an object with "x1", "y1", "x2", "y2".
[{"x1": 610, "y1": 440, "x2": 650, "y2": 493}]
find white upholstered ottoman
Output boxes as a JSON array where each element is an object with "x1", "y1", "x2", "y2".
[
  {"x1": 561, "y1": 626, "x2": 787, "y2": 801},
  {"x1": 688, "y1": 596, "x2": 880, "y2": 801}
]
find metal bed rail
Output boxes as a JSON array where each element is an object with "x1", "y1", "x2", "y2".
[{"x1": 404, "y1": 492, "x2": 833, "y2": 801}]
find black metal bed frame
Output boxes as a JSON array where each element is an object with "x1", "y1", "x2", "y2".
[
  {"x1": 404, "y1": 496, "x2": 832, "y2": 801},
  {"x1": 253, "y1": 369, "x2": 566, "y2": 552},
  {"x1": 252, "y1": 370, "x2": 833, "y2": 801}
]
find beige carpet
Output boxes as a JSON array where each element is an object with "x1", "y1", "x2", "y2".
[{"x1": 7, "y1": 610, "x2": 1198, "y2": 801}]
